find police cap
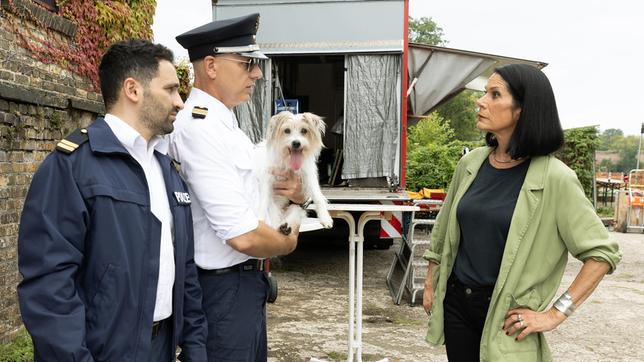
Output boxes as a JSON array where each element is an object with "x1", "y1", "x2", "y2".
[{"x1": 176, "y1": 13, "x2": 268, "y2": 62}]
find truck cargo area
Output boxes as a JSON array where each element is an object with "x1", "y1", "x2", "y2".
[{"x1": 272, "y1": 54, "x2": 347, "y2": 187}]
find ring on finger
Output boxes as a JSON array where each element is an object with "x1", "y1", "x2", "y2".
[
  {"x1": 517, "y1": 314, "x2": 523, "y2": 322},
  {"x1": 519, "y1": 320, "x2": 525, "y2": 328}
]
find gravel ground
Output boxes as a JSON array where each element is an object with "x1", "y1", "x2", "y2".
[{"x1": 266, "y1": 231, "x2": 644, "y2": 361}]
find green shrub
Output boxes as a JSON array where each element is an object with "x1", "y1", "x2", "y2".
[
  {"x1": 557, "y1": 126, "x2": 599, "y2": 200},
  {"x1": 406, "y1": 113, "x2": 484, "y2": 191},
  {"x1": 406, "y1": 143, "x2": 461, "y2": 190},
  {"x1": 0, "y1": 329, "x2": 33, "y2": 362}
]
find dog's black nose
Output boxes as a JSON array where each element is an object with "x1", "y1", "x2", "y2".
[{"x1": 291, "y1": 140, "x2": 301, "y2": 149}]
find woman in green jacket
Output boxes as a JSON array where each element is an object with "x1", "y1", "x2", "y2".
[{"x1": 422, "y1": 64, "x2": 621, "y2": 362}]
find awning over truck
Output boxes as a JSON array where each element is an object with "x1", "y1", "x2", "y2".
[{"x1": 408, "y1": 43, "x2": 547, "y2": 117}]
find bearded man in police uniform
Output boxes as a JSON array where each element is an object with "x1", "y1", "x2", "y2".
[
  {"x1": 169, "y1": 13, "x2": 307, "y2": 362},
  {"x1": 17, "y1": 40, "x2": 207, "y2": 361}
]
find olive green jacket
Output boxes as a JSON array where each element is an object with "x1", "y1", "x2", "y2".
[{"x1": 423, "y1": 147, "x2": 621, "y2": 362}]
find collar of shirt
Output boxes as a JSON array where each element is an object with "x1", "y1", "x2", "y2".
[
  {"x1": 104, "y1": 114, "x2": 169, "y2": 160},
  {"x1": 189, "y1": 87, "x2": 239, "y2": 130}
]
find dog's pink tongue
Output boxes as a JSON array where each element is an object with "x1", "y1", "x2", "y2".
[{"x1": 289, "y1": 152, "x2": 303, "y2": 171}]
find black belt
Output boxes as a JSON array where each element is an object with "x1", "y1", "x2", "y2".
[
  {"x1": 198, "y1": 259, "x2": 265, "y2": 276},
  {"x1": 152, "y1": 318, "x2": 167, "y2": 337}
]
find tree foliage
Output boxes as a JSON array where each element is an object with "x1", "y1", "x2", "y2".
[
  {"x1": 598, "y1": 128, "x2": 624, "y2": 151},
  {"x1": 408, "y1": 16, "x2": 446, "y2": 46},
  {"x1": 406, "y1": 143, "x2": 461, "y2": 191},
  {"x1": 615, "y1": 135, "x2": 640, "y2": 172},
  {"x1": 406, "y1": 114, "x2": 479, "y2": 190},
  {"x1": 596, "y1": 128, "x2": 641, "y2": 172},
  {"x1": 434, "y1": 90, "x2": 483, "y2": 142},
  {"x1": 557, "y1": 126, "x2": 600, "y2": 200},
  {"x1": 408, "y1": 112, "x2": 454, "y2": 146}
]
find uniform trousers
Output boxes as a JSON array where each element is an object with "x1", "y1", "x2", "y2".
[
  {"x1": 443, "y1": 274, "x2": 494, "y2": 362},
  {"x1": 198, "y1": 266, "x2": 269, "y2": 362},
  {"x1": 148, "y1": 318, "x2": 173, "y2": 362}
]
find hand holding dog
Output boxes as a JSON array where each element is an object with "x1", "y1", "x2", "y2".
[{"x1": 272, "y1": 169, "x2": 306, "y2": 204}]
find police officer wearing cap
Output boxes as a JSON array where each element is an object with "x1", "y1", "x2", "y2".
[
  {"x1": 169, "y1": 13, "x2": 305, "y2": 361},
  {"x1": 17, "y1": 40, "x2": 207, "y2": 361}
]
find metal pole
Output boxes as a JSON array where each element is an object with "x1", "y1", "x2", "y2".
[{"x1": 637, "y1": 123, "x2": 643, "y2": 170}]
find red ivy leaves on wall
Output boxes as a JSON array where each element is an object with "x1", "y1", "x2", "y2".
[
  {"x1": 4, "y1": 0, "x2": 156, "y2": 90},
  {"x1": 59, "y1": 0, "x2": 103, "y2": 88}
]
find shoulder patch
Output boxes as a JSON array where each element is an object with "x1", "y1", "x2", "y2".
[
  {"x1": 192, "y1": 106, "x2": 208, "y2": 119},
  {"x1": 56, "y1": 128, "x2": 89, "y2": 154}
]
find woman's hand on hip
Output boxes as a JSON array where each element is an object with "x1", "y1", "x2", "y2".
[{"x1": 503, "y1": 307, "x2": 567, "y2": 341}]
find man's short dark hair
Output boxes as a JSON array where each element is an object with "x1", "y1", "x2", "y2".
[
  {"x1": 99, "y1": 39, "x2": 174, "y2": 110},
  {"x1": 485, "y1": 63, "x2": 564, "y2": 159}
]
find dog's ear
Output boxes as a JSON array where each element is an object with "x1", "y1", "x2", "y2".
[
  {"x1": 301, "y1": 112, "x2": 326, "y2": 136},
  {"x1": 267, "y1": 111, "x2": 292, "y2": 142}
]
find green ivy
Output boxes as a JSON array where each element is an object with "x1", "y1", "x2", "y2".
[
  {"x1": 175, "y1": 58, "x2": 192, "y2": 101},
  {"x1": 0, "y1": 329, "x2": 33, "y2": 362},
  {"x1": 556, "y1": 126, "x2": 599, "y2": 200}
]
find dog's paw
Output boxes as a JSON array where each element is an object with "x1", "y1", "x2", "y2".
[
  {"x1": 279, "y1": 223, "x2": 292, "y2": 235},
  {"x1": 319, "y1": 215, "x2": 334, "y2": 229}
]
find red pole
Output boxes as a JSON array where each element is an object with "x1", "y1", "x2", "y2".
[{"x1": 400, "y1": 0, "x2": 409, "y2": 188}]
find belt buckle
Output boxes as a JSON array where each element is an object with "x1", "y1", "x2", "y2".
[
  {"x1": 258, "y1": 259, "x2": 265, "y2": 271},
  {"x1": 152, "y1": 320, "x2": 162, "y2": 337}
]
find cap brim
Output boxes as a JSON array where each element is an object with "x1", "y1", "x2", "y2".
[{"x1": 240, "y1": 50, "x2": 268, "y2": 59}]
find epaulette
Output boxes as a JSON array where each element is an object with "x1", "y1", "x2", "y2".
[
  {"x1": 192, "y1": 106, "x2": 208, "y2": 119},
  {"x1": 56, "y1": 128, "x2": 89, "y2": 154}
]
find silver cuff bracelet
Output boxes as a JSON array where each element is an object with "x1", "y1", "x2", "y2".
[{"x1": 553, "y1": 291, "x2": 576, "y2": 317}]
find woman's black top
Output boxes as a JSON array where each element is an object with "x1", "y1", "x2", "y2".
[{"x1": 452, "y1": 157, "x2": 531, "y2": 287}]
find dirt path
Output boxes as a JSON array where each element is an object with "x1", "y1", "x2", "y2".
[{"x1": 266, "y1": 232, "x2": 644, "y2": 361}]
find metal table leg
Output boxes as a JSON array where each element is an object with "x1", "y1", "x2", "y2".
[
  {"x1": 328, "y1": 210, "x2": 396, "y2": 362},
  {"x1": 329, "y1": 211, "x2": 357, "y2": 361}
]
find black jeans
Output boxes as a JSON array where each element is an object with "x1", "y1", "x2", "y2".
[{"x1": 443, "y1": 274, "x2": 494, "y2": 362}]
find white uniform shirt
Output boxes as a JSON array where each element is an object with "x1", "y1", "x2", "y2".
[
  {"x1": 104, "y1": 114, "x2": 175, "y2": 322},
  {"x1": 169, "y1": 88, "x2": 260, "y2": 269}
]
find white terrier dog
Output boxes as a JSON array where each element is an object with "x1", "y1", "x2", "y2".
[{"x1": 256, "y1": 111, "x2": 333, "y2": 234}]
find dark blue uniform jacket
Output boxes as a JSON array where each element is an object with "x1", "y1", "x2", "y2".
[{"x1": 17, "y1": 119, "x2": 207, "y2": 361}]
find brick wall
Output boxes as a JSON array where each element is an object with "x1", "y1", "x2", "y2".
[{"x1": 0, "y1": 1, "x2": 103, "y2": 341}]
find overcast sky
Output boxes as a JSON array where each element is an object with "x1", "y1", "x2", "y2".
[
  {"x1": 410, "y1": 0, "x2": 643, "y2": 136},
  {"x1": 153, "y1": 0, "x2": 643, "y2": 135}
]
